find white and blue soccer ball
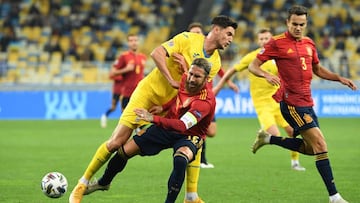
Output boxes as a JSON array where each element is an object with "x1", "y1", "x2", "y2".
[{"x1": 41, "y1": 172, "x2": 68, "y2": 198}]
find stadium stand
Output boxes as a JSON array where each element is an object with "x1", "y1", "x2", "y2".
[{"x1": 0, "y1": 0, "x2": 359, "y2": 84}]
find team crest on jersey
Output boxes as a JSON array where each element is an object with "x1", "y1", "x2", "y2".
[
  {"x1": 303, "y1": 113, "x2": 313, "y2": 124},
  {"x1": 193, "y1": 110, "x2": 202, "y2": 118},
  {"x1": 193, "y1": 53, "x2": 200, "y2": 58},
  {"x1": 168, "y1": 40, "x2": 174, "y2": 47},
  {"x1": 259, "y1": 48, "x2": 265, "y2": 54}
]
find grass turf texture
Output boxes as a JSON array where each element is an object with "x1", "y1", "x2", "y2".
[{"x1": 0, "y1": 118, "x2": 359, "y2": 203}]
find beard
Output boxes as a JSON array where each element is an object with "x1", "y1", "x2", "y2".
[{"x1": 185, "y1": 80, "x2": 205, "y2": 95}]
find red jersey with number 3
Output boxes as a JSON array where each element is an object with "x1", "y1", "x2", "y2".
[
  {"x1": 111, "y1": 51, "x2": 146, "y2": 96},
  {"x1": 256, "y1": 31, "x2": 320, "y2": 106}
]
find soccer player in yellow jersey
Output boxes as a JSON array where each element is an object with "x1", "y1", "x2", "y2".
[
  {"x1": 213, "y1": 28, "x2": 305, "y2": 171},
  {"x1": 69, "y1": 15, "x2": 238, "y2": 203}
]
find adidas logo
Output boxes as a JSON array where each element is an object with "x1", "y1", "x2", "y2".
[{"x1": 287, "y1": 48, "x2": 294, "y2": 54}]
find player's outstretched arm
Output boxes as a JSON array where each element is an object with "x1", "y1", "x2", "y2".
[{"x1": 313, "y1": 63, "x2": 358, "y2": 90}]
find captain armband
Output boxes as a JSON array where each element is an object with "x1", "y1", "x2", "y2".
[{"x1": 180, "y1": 112, "x2": 198, "y2": 129}]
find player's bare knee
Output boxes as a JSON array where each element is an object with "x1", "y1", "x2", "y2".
[{"x1": 174, "y1": 151, "x2": 190, "y2": 164}]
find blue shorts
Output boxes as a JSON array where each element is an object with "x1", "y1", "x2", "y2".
[
  {"x1": 280, "y1": 101, "x2": 319, "y2": 136},
  {"x1": 133, "y1": 125, "x2": 203, "y2": 161}
]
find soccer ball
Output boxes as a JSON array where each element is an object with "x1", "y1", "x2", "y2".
[{"x1": 41, "y1": 172, "x2": 68, "y2": 198}]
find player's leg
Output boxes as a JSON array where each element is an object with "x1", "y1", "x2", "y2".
[
  {"x1": 70, "y1": 85, "x2": 154, "y2": 202},
  {"x1": 276, "y1": 112, "x2": 306, "y2": 171},
  {"x1": 69, "y1": 124, "x2": 133, "y2": 203},
  {"x1": 167, "y1": 136, "x2": 200, "y2": 203},
  {"x1": 200, "y1": 120, "x2": 216, "y2": 169},
  {"x1": 184, "y1": 148, "x2": 203, "y2": 203},
  {"x1": 300, "y1": 127, "x2": 347, "y2": 203},
  {"x1": 85, "y1": 136, "x2": 144, "y2": 195},
  {"x1": 252, "y1": 102, "x2": 314, "y2": 154},
  {"x1": 101, "y1": 94, "x2": 121, "y2": 128}
]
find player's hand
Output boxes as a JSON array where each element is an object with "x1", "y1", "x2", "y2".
[
  {"x1": 149, "y1": 105, "x2": 163, "y2": 115},
  {"x1": 339, "y1": 77, "x2": 358, "y2": 90},
  {"x1": 264, "y1": 72, "x2": 280, "y2": 86},
  {"x1": 134, "y1": 108, "x2": 153, "y2": 122},
  {"x1": 227, "y1": 80, "x2": 239, "y2": 93},
  {"x1": 172, "y1": 53, "x2": 188, "y2": 73},
  {"x1": 169, "y1": 79, "x2": 180, "y2": 89}
]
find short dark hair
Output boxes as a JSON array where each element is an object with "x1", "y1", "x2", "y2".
[
  {"x1": 287, "y1": 5, "x2": 308, "y2": 20},
  {"x1": 191, "y1": 58, "x2": 211, "y2": 76},
  {"x1": 187, "y1": 22, "x2": 203, "y2": 31},
  {"x1": 211, "y1": 15, "x2": 238, "y2": 30}
]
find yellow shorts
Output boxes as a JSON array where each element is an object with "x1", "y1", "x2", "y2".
[
  {"x1": 255, "y1": 102, "x2": 289, "y2": 130},
  {"x1": 119, "y1": 78, "x2": 178, "y2": 129}
]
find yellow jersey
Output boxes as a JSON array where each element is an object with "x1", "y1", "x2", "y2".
[
  {"x1": 120, "y1": 32, "x2": 222, "y2": 129},
  {"x1": 233, "y1": 48, "x2": 279, "y2": 107},
  {"x1": 145, "y1": 32, "x2": 221, "y2": 100}
]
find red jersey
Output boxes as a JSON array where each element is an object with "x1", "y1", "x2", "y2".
[
  {"x1": 111, "y1": 51, "x2": 146, "y2": 96},
  {"x1": 256, "y1": 31, "x2": 320, "y2": 106},
  {"x1": 152, "y1": 74, "x2": 216, "y2": 139}
]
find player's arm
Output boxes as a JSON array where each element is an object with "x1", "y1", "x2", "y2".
[
  {"x1": 313, "y1": 63, "x2": 357, "y2": 90},
  {"x1": 111, "y1": 61, "x2": 135, "y2": 76},
  {"x1": 151, "y1": 45, "x2": 179, "y2": 89},
  {"x1": 248, "y1": 58, "x2": 280, "y2": 86},
  {"x1": 213, "y1": 67, "x2": 237, "y2": 95},
  {"x1": 134, "y1": 100, "x2": 211, "y2": 133}
]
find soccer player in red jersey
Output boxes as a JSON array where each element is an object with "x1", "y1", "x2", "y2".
[
  {"x1": 249, "y1": 5, "x2": 357, "y2": 203},
  {"x1": 101, "y1": 34, "x2": 146, "y2": 128},
  {"x1": 83, "y1": 58, "x2": 215, "y2": 203}
]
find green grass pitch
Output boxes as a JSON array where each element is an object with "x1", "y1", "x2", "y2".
[{"x1": 0, "y1": 118, "x2": 359, "y2": 203}]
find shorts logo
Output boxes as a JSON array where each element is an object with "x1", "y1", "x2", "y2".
[{"x1": 303, "y1": 113, "x2": 313, "y2": 124}]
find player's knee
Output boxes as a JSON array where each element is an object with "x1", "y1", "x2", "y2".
[
  {"x1": 118, "y1": 145, "x2": 130, "y2": 160},
  {"x1": 206, "y1": 128, "x2": 216, "y2": 137},
  {"x1": 174, "y1": 151, "x2": 189, "y2": 166}
]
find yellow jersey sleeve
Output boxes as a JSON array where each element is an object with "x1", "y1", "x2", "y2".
[{"x1": 143, "y1": 32, "x2": 223, "y2": 104}]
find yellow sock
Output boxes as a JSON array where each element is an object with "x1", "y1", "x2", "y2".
[
  {"x1": 83, "y1": 142, "x2": 112, "y2": 181},
  {"x1": 291, "y1": 150, "x2": 299, "y2": 161},
  {"x1": 186, "y1": 147, "x2": 202, "y2": 193}
]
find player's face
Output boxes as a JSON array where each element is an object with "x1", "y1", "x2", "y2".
[
  {"x1": 189, "y1": 27, "x2": 203, "y2": 35},
  {"x1": 257, "y1": 32, "x2": 272, "y2": 48},
  {"x1": 216, "y1": 26, "x2": 235, "y2": 50},
  {"x1": 128, "y1": 36, "x2": 139, "y2": 51},
  {"x1": 186, "y1": 66, "x2": 207, "y2": 94},
  {"x1": 287, "y1": 14, "x2": 307, "y2": 40}
]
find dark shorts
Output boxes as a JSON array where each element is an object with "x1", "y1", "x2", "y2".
[
  {"x1": 112, "y1": 93, "x2": 121, "y2": 104},
  {"x1": 280, "y1": 101, "x2": 319, "y2": 136},
  {"x1": 121, "y1": 97, "x2": 130, "y2": 110},
  {"x1": 133, "y1": 125, "x2": 203, "y2": 161}
]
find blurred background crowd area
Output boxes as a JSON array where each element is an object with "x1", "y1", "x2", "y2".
[{"x1": 0, "y1": 0, "x2": 360, "y2": 85}]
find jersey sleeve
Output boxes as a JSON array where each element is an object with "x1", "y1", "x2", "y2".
[
  {"x1": 152, "y1": 100, "x2": 212, "y2": 133},
  {"x1": 233, "y1": 50, "x2": 257, "y2": 72},
  {"x1": 257, "y1": 39, "x2": 278, "y2": 62},
  {"x1": 161, "y1": 32, "x2": 189, "y2": 57}
]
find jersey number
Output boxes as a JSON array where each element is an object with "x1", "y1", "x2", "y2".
[{"x1": 300, "y1": 57, "x2": 307, "y2": 70}]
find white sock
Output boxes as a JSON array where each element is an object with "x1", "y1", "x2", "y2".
[
  {"x1": 265, "y1": 135, "x2": 271, "y2": 143},
  {"x1": 79, "y1": 177, "x2": 89, "y2": 185},
  {"x1": 329, "y1": 193, "x2": 342, "y2": 202},
  {"x1": 291, "y1": 160, "x2": 299, "y2": 166},
  {"x1": 185, "y1": 192, "x2": 198, "y2": 201}
]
